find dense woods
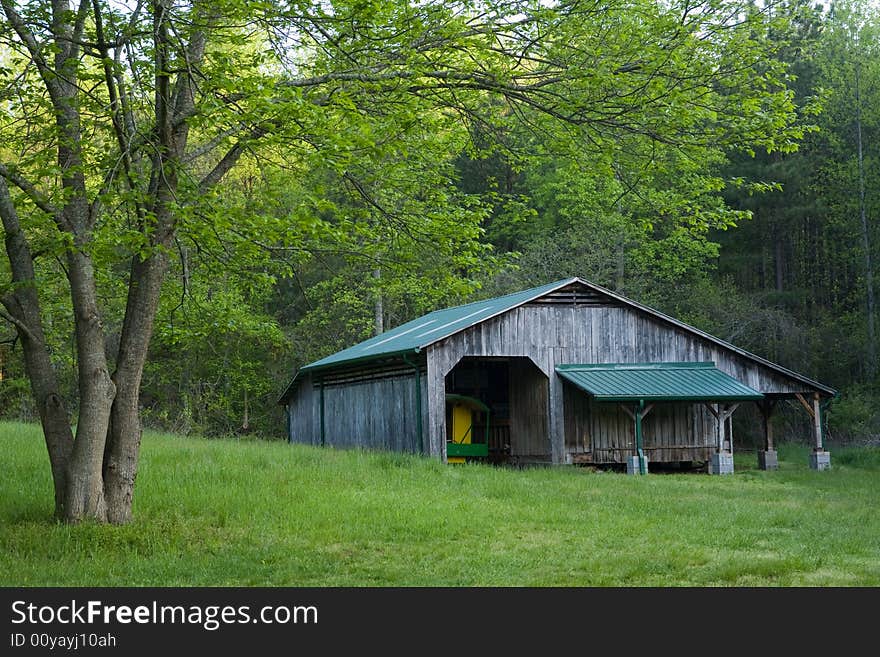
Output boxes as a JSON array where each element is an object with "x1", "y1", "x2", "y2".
[{"x1": 0, "y1": 0, "x2": 878, "y2": 522}]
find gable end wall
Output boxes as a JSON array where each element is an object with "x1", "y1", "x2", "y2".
[{"x1": 426, "y1": 303, "x2": 821, "y2": 463}]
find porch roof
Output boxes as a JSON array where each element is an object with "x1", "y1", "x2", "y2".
[{"x1": 556, "y1": 362, "x2": 764, "y2": 403}]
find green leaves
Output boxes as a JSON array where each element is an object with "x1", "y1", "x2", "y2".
[{"x1": 0, "y1": 0, "x2": 832, "y2": 436}]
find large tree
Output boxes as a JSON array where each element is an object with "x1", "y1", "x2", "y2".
[{"x1": 0, "y1": 0, "x2": 808, "y2": 523}]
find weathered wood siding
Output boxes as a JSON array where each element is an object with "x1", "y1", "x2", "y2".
[
  {"x1": 508, "y1": 358, "x2": 550, "y2": 458},
  {"x1": 563, "y1": 379, "x2": 591, "y2": 455},
  {"x1": 287, "y1": 371, "x2": 318, "y2": 445},
  {"x1": 563, "y1": 381, "x2": 717, "y2": 463},
  {"x1": 287, "y1": 366, "x2": 428, "y2": 454},
  {"x1": 426, "y1": 302, "x2": 812, "y2": 464}
]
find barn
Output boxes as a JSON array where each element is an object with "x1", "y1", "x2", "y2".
[{"x1": 279, "y1": 278, "x2": 836, "y2": 474}]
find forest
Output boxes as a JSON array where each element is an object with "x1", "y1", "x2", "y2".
[{"x1": 0, "y1": 1, "x2": 878, "y2": 523}]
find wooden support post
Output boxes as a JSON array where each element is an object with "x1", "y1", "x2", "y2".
[
  {"x1": 719, "y1": 404, "x2": 739, "y2": 451},
  {"x1": 757, "y1": 399, "x2": 778, "y2": 470},
  {"x1": 809, "y1": 392, "x2": 831, "y2": 470},
  {"x1": 708, "y1": 403, "x2": 739, "y2": 453},
  {"x1": 619, "y1": 401, "x2": 652, "y2": 475},
  {"x1": 708, "y1": 402, "x2": 738, "y2": 475},
  {"x1": 794, "y1": 391, "x2": 831, "y2": 470},
  {"x1": 425, "y1": 352, "x2": 447, "y2": 461},
  {"x1": 319, "y1": 378, "x2": 326, "y2": 447},
  {"x1": 548, "y1": 372, "x2": 562, "y2": 465},
  {"x1": 812, "y1": 393, "x2": 823, "y2": 451},
  {"x1": 758, "y1": 399, "x2": 776, "y2": 451}
]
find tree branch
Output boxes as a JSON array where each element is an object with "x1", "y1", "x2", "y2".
[
  {"x1": 0, "y1": 162, "x2": 63, "y2": 220},
  {"x1": 68, "y1": 0, "x2": 92, "y2": 61},
  {"x1": 93, "y1": 0, "x2": 134, "y2": 184},
  {"x1": 0, "y1": 0, "x2": 62, "y2": 102},
  {"x1": 183, "y1": 127, "x2": 239, "y2": 163},
  {"x1": 0, "y1": 305, "x2": 38, "y2": 344},
  {"x1": 282, "y1": 68, "x2": 564, "y2": 92},
  {"x1": 197, "y1": 126, "x2": 267, "y2": 192}
]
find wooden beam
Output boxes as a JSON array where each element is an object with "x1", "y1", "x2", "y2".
[
  {"x1": 618, "y1": 402, "x2": 655, "y2": 422},
  {"x1": 757, "y1": 398, "x2": 777, "y2": 419},
  {"x1": 703, "y1": 402, "x2": 719, "y2": 419},
  {"x1": 719, "y1": 403, "x2": 739, "y2": 422},
  {"x1": 794, "y1": 392, "x2": 815, "y2": 419},
  {"x1": 619, "y1": 404, "x2": 635, "y2": 422}
]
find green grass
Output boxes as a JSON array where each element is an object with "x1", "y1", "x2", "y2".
[{"x1": 1, "y1": 420, "x2": 879, "y2": 586}]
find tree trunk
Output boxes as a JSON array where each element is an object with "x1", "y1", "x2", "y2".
[
  {"x1": 0, "y1": 178, "x2": 74, "y2": 517},
  {"x1": 774, "y1": 227, "x2": 784, "y2": 293},
  {"x1": 64, "y1": 247, "x2": 116, "y2": 523},
  {"x1": 1, "y1": 0, "x2": 215, "y2": 524},
  {"x1": 616, "y1": 239, "x2": 626, "y2": 291},
  {"x1": 373, "y1": 268, "x2": 384, "y2": 335},
  {"x1": 100, "y1": 2, "x2": 213, "y2": 523},
  {"x1": 855, "y1": 62, "x2": 877, "y2": 378},
  {"x1": 103, "y1": 251, "x2": 169, "y2": 524}
]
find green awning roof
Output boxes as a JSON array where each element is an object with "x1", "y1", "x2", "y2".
[{"x1": 556, "y1": 362, "x2": 764, "y2": 402}]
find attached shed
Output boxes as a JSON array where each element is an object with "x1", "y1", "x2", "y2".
[{"x1": 279, "y1": 278, "x2": 836, "y2": 473}]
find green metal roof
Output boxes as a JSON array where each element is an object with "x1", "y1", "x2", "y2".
[
  {"x1": 556, "y1": 362, "x2": 764, "y2": 402},
  {"x1": 300, "y1": 279, "x2": 573, "y2": 372}
]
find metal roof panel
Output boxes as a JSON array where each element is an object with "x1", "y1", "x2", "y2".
[
  {"x1": 556, "y1": 362, "x2": 764, "y2": 402},
  {"x1": 299, "y1": 279, "x2": 575, "y2": 372}
]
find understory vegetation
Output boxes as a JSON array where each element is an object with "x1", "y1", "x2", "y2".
[{"x1": 2, "y1": 1, "x2": 879, "y2": 446}]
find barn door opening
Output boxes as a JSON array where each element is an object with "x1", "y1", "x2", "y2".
[{"x1": 445, "y1": 357, "x2": 550, "y2": 464}]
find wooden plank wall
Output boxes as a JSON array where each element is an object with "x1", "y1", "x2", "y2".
[
  {"x1": 426, "y1": 301, "x2": 811, "y2": 464},
  {"x1": 287, "y1": 372, "x2": 317, "y2": 445},
  {"x1": 508, "y1": 358, "x2": 550, "y2": 457},
  {"x1": 563, "y1": 381, "x2": 591, "y2": 455},
  {"x1": 562, "y1": 392, "x2": 717, "y2": 463},
  {"x1": 426, "y1": 355, "x2": 445, "y2": 458},
  {"x1": 287, "y1": 367, "x2": 428, "y2": 453}
]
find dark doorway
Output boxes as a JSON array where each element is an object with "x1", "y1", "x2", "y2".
[
  {"x1": 446, "y1": 358, "x2": 509, "y2": 461},
  {"x1": 445, "y1": 357, "x2": 550, "y2": 463}
]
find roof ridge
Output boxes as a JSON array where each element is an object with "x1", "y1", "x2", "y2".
[{"x1": 422, "y1": 276, "x2": 578, "y2": 316}]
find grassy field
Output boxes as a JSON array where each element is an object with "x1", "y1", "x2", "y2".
[{"x1": 1, "y1": 420, "x2": 878, "y2": 586}]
